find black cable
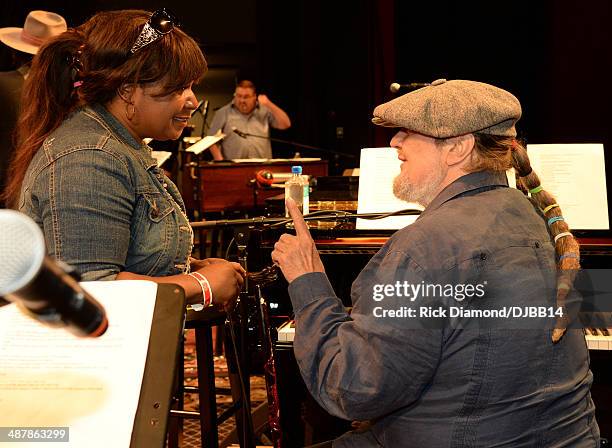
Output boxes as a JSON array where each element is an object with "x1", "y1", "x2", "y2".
[
  {"x1": 225, "y1": 237, "x2": 236, "y2": 260},
  {"x1": 267, "y1": 208, "x2": 422, "y2": 229}
]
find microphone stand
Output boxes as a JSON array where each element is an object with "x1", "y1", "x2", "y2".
[
  {"x1": 179, "y1": 101, "x2": 211, "y2": 222},
  {"x1": 190, "y1": 208, "x2": 422, "y2": 229},
  {"x1": 234, "y1": 130, "x2": 357, "y2": 160}
]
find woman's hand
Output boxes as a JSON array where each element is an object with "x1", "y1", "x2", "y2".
[
  {"x1": 189, "y1": 257, "x2": 228, "y2": 271},
  {"x1": 196, "y1": 260, "x2": 246, "y2": 310}
]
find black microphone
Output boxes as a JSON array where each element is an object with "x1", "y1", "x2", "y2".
[
  {"x1": 390, "y1": 82, "x2": 431, "y2": 93},
  {"x1": 232, "y1": 126, "x2": 247, "y2": 139},
  {"x1": 191, "y1": 99, "x2": 206, "y2": 117},
  {"x1": 0, "y1": 210, "x2": 108, "y2": 337},
  {"x1": 201, "y1": 100, "x2": 209, "y2": 120}
]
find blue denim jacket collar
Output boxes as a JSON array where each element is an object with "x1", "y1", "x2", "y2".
[
  {"x1": 420, "y1": 170, "x2": 509, "y2": 219},
  {"x1": 88, "y1": 103, "x2": 157, "y2": 172}
]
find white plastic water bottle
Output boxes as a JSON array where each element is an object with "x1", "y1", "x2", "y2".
[
  {"x1": 301, "y1": 172, "x2": 309, "y2": 216},
  {"x1": 285, "y1": 166, "x2": 309, "y2": 217}
]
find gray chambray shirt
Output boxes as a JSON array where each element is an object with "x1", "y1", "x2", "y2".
[{"x1": 288, "y1": 171, "x2": 599, "y2": 447}]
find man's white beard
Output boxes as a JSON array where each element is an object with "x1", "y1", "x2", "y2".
[{"x1": 392, "y1": 165, "x2": 446, "y2": 208}]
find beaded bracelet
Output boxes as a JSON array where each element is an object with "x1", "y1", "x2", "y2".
[{"x1": 188, "y1": 272, "x2": 213, "y2": 311}]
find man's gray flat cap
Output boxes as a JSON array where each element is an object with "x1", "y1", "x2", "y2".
[{"x1": 372, "y1": 79, "x2": 522, "y2": 138}]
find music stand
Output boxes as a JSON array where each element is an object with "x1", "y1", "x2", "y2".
[{"x1": 130, "y1": 284, "x2": 186, "y2": 448}]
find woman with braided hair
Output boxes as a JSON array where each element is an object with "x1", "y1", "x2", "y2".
[
  {"x1": 272, "y1": 79, "x2": 599, "y2": 446},
  {"x1": 2, "y1": 10, "x2": 245, "y2": 310}
]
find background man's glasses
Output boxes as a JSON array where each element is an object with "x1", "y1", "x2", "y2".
[{"x1": 129, "y1": 9, "x2": 177, "y2": 54}]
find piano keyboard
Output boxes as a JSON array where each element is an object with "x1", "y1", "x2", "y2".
[
  {"x1": 277, "y1": 320, "x2": 295, "y2": 342},
  {"x1": 277, "y1": 322, "x2": 612, "y2": 350},
  {"x1": 585, "y1": 328, "x2": 612, "y2": 350}
]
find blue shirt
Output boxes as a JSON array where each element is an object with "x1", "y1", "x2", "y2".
[
  {"x1": 208, "y1": 103, "x2": 276, "y2": 159},
  {"x1": 19, "y1": 103, "x2": 193, "y2": 280},
  {"x1": 288, "y1": 171, "x2": 599, "y2": 447}
]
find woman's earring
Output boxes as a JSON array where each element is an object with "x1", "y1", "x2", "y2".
[{"x1": 126, "y1": 103, "x2": 136, "y2": 121}]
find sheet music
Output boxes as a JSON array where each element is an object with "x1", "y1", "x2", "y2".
[
  {"x1": 230, "y1": 158, "x2": 270, "y2": 163},
  {"x1": 0, "y1": 280, "x2": 158, "y2": 447},
  {"x1": 186, "y1": 133, "x2": 225, "y2": 155},
  {"x1": 229, "y1": 157, "x2": 322, "y2": 163},
  {"x1": 527, "y1": 143, "x2": 609, "y2": 230},
  {"x1": 356, "y1": 147, "x2": 423, "y2": 230},
  {"x1": 150, "y1": 150, "x2": 172, "y2": 167}
]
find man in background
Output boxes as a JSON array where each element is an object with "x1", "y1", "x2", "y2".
[
  {"x1": 208, "y1": 79, "x2": 291, "y2": 160},
  {"x1": 0, "y1": 10, "x2": 67, "y2": 206}
]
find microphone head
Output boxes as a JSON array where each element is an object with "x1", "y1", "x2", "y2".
[
  {"x1": 190, "y1": 99, "x2": 205, "y2": 116},
  {"x1": 255, "y1": 170, "x2": 274, "y2": 187},
  {"x1": 231, "y1": 126, "x2": 247, "y2": 138},
  {"x1": 390, "y1": 82, "x2": 401, "y2": 93},
  {"x1": 0, "y1": 210, "x2": 45, "y2": 296}
]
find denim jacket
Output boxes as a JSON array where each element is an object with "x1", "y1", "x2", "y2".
[
  {"x1": 19, "y1": 103, "x2": 193, "y2": 280},
  {"x1": 289, "y1": 171, "x2": 599, "y2": 447}
]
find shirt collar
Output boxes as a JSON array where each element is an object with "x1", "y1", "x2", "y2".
[
  {"x1": 88, "y1": 103, "x2": 157, "y2": 171},
  {"x1": 230, "y1": 103, "x2": 260, "y2": 116},
  {"x1": 419, "y1": 170, "x2": 509, "y2": 218}
]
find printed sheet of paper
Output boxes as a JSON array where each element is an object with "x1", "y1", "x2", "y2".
[
  {"x1": 186, "y1": 133, "x2": 225, "y2": 155},
  {"x1": 356, "y1": 147, "x2": 423, "y2": 230},
  {"x1": 151, "y1": 150, "x2": 172, "y2": 168},
  {"x1": 0, "y1": 280, "x2": 158, "y2": 447},
  {"x1": 527, "y1": 143, "x2": 609, "y2": 230}
]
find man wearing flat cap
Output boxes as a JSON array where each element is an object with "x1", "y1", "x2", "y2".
[
  {"x1": 272, "y1": 79, "x2": 599, "y2": 446},
  {"x1": 0, "y1": 10, "x2": 67, "y2": 206}
]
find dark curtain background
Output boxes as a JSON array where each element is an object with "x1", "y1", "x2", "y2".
[{"x1": 1, "y1": 0, "x2": 610, "y2": 190}]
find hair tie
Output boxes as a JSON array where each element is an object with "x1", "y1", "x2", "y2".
[
  {"x1": 73, "y1": 80, "x2": 83, "y2": 88},
  {"x1": 529, "y1": 185, "x2": 543, "y2": 194},
  {"x1": 542, "y1": 203, "x2": 559, "y2": 214},
  {"x1": 557, "y1": 281, "x2": 572, "y2": 292},
  {"x1": 558, "y1": 253, "x2": 579, "y2": 262},
  {"x1": 547, "y1": 216, "x2": 564, "y2": 227},
  {"x1": 554, "y1": 232, "x2": 572, "y2": 244}
]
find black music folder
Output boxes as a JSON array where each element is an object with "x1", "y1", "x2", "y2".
[
  {"x1": 131, "y1": 283, "x2": 186, "y2": 447},
  {"x1": 0, "y1": 281, "x2": 185, "y2": 448}
]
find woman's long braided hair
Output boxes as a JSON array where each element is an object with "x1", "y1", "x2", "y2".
[{"x1": 469, "y1": 134, "x2": 580, "y2": 342}]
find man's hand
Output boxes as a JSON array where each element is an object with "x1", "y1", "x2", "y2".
[
  {"x1": 257, "y1": 94, "x2": 270, "y2": 107},
  {"x1": 271, "y1": 198, "x2": 325, "y2": 283},
  {"x1": 257, "y1": 94, "x2": 291, "y2": 129}
]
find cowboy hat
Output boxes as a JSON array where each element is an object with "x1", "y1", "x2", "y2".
[{"x1": 0, "y1": 10, "x2": 67, "y2": 55}]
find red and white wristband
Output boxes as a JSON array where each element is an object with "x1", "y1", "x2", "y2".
[{"x1": 189, "y1": 272, "x2": 213, "y2": 311}]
